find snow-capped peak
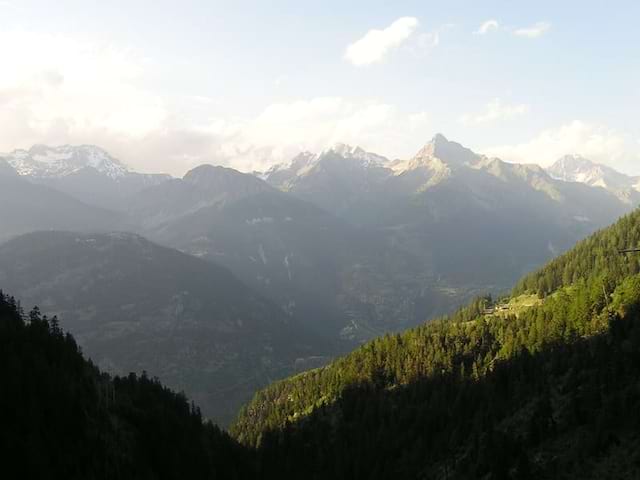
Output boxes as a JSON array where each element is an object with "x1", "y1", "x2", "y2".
[
  {"x1": 547, "y1": 155, "x2": 603, "y2": 183},
  {"x1": 547, "y1": 155, "x2": 638, "y2": 191},
  {"x1": 321, "y1": 143, "x2": 388, "y2": 167},
  {"x1": 5, "y1": 144, "x2": 130, "y2": 179}
]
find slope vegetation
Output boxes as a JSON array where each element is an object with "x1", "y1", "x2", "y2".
[
  {"x1": 232, "y1": 209, "x2": 640, "y2": 479},
  {"x1": 0, "y1": 292, "x2": 252, "y2": 479}
]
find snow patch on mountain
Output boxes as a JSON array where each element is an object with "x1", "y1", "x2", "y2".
[
  {"x1": 4, "y1": 145, "x2": 129, "y2": 179},
  {"x1": 547, "y1": 155, "x2": 640, "y2": 202},
  {"x1": 264, "y1": 144, "x2": 387, "y2": 179},
  {"x1": 548, "y1": 155, "x2": 638, "y2": 190}
]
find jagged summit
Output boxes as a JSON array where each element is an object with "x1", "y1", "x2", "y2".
[
  {"x1": 548, "y1": 154, "x2": 640, "y2": 200},
  {"x1": 320, "y1": 143, "x2": 388, "y2": 166},
  {"x1": 389, "y1": 134, "x2": 480, "y2": 176},
  {"x1": 5, "y1": 144, "x2": 130, "y2": 179},
  {"x1": 415, "y1": 133, "x2": 480, "y2": 166}
]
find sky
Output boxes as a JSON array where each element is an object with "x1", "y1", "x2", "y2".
[{"x1": 0, "y1": 0, "x2": 639, "y2": 176}]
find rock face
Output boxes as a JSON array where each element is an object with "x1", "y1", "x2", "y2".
[
  {"x1": 6, "y1": 144, "x2": 130, "y2": 179},
  {"x1": 547, "y1": 154, "x2": 640, "y2": 204},
  {"x1": 0, "y1": 231, "x2": 332, "y2": 425}
]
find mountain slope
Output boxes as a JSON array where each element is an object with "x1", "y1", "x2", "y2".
[
  {"x1": 130, "y1": 164, "x2": 446, "y2": 342},
  {"x1": 0, "y1": 159, "x2": 120, "y2": 243},
  {"x1": 232, "y1": 208, "x2": 640, "y2": 479},
  {"x1": 0, "y1": 292, "x2": 253, "y2": 479},
  {"x1": 0, "y1": 231, "x2": 332, "y2": 424}
]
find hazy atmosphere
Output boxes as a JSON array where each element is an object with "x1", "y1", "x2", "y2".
[
  {"x1": 3, "y1": 2, "x2": 640, "y2": 479},
  {"x1": 1, "y1": 0, "x2": 639, "y2": 175}
]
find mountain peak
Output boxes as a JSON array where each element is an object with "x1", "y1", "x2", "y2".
[
  {"x1": 431, "y1": 133, "x2": 449, "y2": 144},
  {"x1": 547, "y1": 155, "x2": 640, "y2": 199},
  {"x1": 551, "y1": 154, "x2": 597, "y2": 172},
  {"x1": 320, "y1": 143, "x2": 388, "y2": 167},
  {"x1": 184, "y1": 163, "x2": 273, "y2": 194},
  {"x1": 393, "y1": 135, "x2": 480, "y2": 175},
  {"x1": 5, "y1": 144, "x2": 129, "y2": 179},
  {"x1": 419, "y1": 134, "x2": 478, "y2": 163}
]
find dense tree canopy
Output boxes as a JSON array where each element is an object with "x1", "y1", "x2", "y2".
[
  {"x1": 232, "y1": 209, "x2": 640, "y2": 479},
  {"x1": 0, "y1": 292, "x2": 253, "y2": 479}
]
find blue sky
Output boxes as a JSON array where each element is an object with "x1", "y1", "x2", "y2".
[{"x1": 1, "y1": 0, "x2": 638, "y2": 175}]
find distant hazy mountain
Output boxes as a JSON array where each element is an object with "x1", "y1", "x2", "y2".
[
  {"x1": 0, "y1": 231, "x2": 331, "y2": 425},
  {"x1": 129, "y1": 164, "x2": 387, "y2": 340},
  {"x1": 2, "y1": 145, "x2": 171, "y2": 211},
  {"x1": 0, "y1": 159, "x2": 119, "y2": 242},
  {"x1": 263, "y1": 144, "x2": 391, "y2": 221},
  {"x1": 548, "y1": 154, "x2": 640, "y2": 204},
  {"x1": 257, "y1": 135, "x2": 634, "y2": 332}
]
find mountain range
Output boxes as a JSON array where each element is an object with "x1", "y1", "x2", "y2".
[
  {"x1": 547, "y1": 154, "x2": 640, "y2": 204},
  {"x1": 2, "y1": 144, "x2": 170, "y2": 211},
  {"x1": 2, "y1": 135, "x2": 639, "y2": 425}
]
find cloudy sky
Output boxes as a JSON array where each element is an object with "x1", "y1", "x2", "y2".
[{"x1": 1, "y1": 0, "x2": 639, "y2": 176}]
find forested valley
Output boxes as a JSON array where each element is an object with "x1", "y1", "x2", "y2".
[{"x1": 5, "y1": 209, "x2": 640, "y2": 478}]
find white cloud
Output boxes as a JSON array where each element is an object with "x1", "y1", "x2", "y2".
[
  {"x1": 513, "y1": 22, "x2": 551, "y2": 38},
  {"x1": 204, "y1": 97, "x2": 432, "y2": 172},
  {"x1": 0, "y1": 30, "x2": 166, "y2": 139},
  {"x1": 474, "y1": 19, "x2": 500, "y2": 35},
  {"x1": 460, "y1": 99, "x2": 530, "y2": 126},
  {"x1": 344, "y1": 17, "x2": 419, "y2": 66},
  {"x1": 0, "y1": 30, "x2": 432, "y2": 176},
  {"x1": 483, "y1": 121, "x2": 639, "y2": 173},
  {"x1": 0, "y1": 31, "x2": 436, "y2": 175}
]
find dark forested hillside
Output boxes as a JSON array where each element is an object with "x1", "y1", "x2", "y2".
[
  {"x1": 0, "y1": 292, "x2": 252, "y2": 479},
  {"x1": 232, "y1": 209, "x2": 640, "y2": 479},
  {"x1": 0, "y1": 231, "x2": 333, "y2": 425}
]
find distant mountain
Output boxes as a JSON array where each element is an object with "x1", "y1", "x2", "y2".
[
  {"x1": 7, "y1": 144, "x2": 129, "y2": 178},
  {"x1": 129, "y1": 164, "x2": 390, "y2": 341},
  {"x1": 2, "y1": 145, "x2": 171, "y2": 211},
  {"x1": 0, "y1": 159, "x2": 120, "y2": 242},
  {"x1": 130, "y1": 164, "x2": 275, "y2": 230},
  {"x1": 0, "y1": 231, "x2": 332, "y2": 425},
  {"x1": 548, "y1": 154, "x2": 640, "y2": 204},
  {"x1": 263, "y1": 144, "x2": 391, "y2": 220},
  {"x1": 262, "y1": 133, "x2": 632, "y2": 296}
]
